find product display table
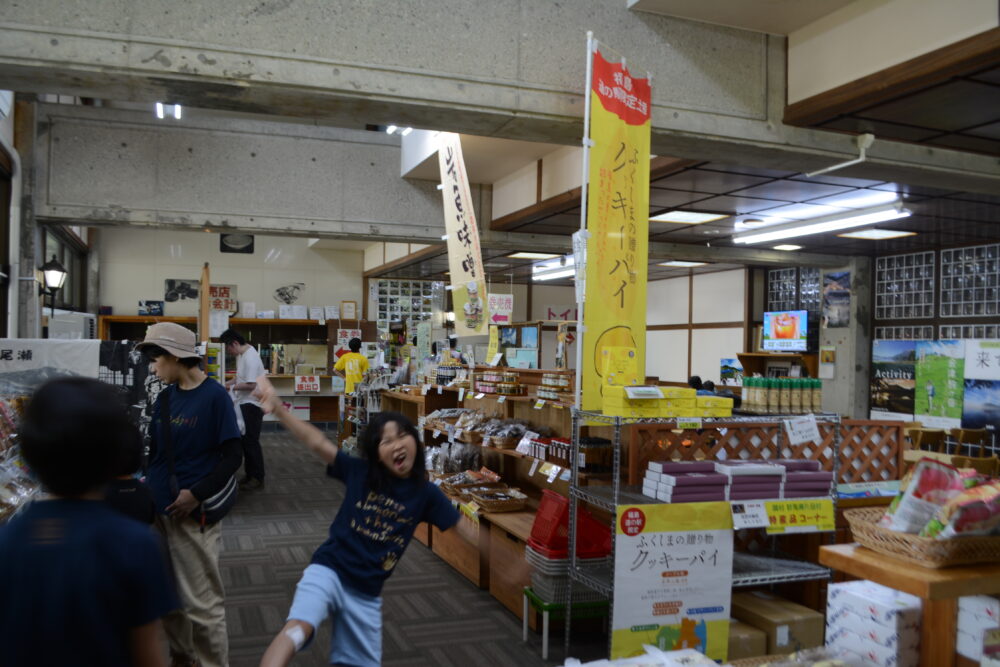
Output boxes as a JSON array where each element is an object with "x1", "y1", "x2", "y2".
[{"x1": 819, "y1": 543, "x2": 1000, "y2": 667}]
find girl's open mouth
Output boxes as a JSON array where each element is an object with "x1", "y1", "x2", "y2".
[{"x1": 393, "y1": 452, "x2": 407, "y2": 469}]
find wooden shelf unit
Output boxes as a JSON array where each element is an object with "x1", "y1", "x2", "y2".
[{"x1": 737, "y1": 352, "x2": 819, "y2": 379}]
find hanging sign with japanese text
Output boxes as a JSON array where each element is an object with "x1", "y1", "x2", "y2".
[
  {"x1": 438, "y1": 132, "x2": 489, "y2": 336},
  {"x1": 0, "y1": 339, "x2": 100, "y2": 396},
  {"x1": 583, "y1": 45, "x2": 651, "y2": 411},
  {"x1": 336, "y1": 329, "x2": 362, "y2": 355},
  {"x1": 613, "y1": 502, "x2": 733, "y2": 661},
  {"x1": 487, "y1": 293, "x2": 514, "y2": 325},
  {"x1": 208, "y1": 284, "x2": 239, "y2": 315},
  {"x1": 294, "y1": 375, "x2": 321, "y2": 393}
]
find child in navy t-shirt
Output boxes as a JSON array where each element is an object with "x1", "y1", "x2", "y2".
[
  {"x1": 256, "y1": 376, "x2": 463, "y2": 667},
  {"x1": 0, "y1": 377, "x2": 178, "y2": 667}
]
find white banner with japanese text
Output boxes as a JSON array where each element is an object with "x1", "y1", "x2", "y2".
[
  {"x1": 0, "y1": 339, "x2": 100, "y2": 396},
  {"x1": 613, "y1": 502, "x2": 733, "y2": 661},
  {"x1": 438, "y1": 132, "x2": 489, "y2": 336}
]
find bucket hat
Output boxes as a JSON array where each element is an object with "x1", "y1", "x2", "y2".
[{"x1": 134, "y1": 322, "x2": 201, "y2": 359}]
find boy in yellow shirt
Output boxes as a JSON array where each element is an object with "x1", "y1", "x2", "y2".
[{"x1": 334, "y1": 338, "x2": 369, "y2": 394}]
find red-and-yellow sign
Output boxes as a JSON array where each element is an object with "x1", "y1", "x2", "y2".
[{"x1": 583, "y1": 49, "x2": 652, "y2": 411}]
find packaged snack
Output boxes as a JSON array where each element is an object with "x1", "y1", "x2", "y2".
[
  {"x1": 879, "y1": 458, "x2": 982, "y2": 533},
  {"x1": 921, "y1": 481, "x2": 1000, "y2": 539}
]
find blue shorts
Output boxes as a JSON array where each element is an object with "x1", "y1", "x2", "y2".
[{"x1": 288, "y1": 564, "x2": 383, "y2": 667}]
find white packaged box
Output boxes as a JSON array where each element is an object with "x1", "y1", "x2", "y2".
[
  {"x1": 827, "y1": 627, "x2": 918, "y2": 667},
  {"x1": 826, "y1": 580, "x2": 921, "y2": 630},
  {"x1": 826, "y1": 607, "x2": 918, "y2": 650},
  {"x1": 644, "y1": 469, "x2": 661, "y2": 483},
  {"x1": 958, "y1": 628, "x2": 984, "y2": 661},
  {"x1": 959, "y1": 607, "x2": 1000, "y2": 635},
  {"x1": 642, "y1": 480, "x2": 657, "y2": 499},
  {"x1": 960, "y1": 594, "x2": 1000, "y2": 621}
]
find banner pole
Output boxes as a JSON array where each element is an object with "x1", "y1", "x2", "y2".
[{"x1": 574, "y1": 31, "x2": 595, "y2": 410}]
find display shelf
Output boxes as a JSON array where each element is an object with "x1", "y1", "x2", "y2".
[
  {"x1": 737, "y1": 352, "x2": 818, "y2": 380},
  {"x1": 731, "y1": 553, "x2": 830, "y2": 588},
  {"x1": 571, "y1": 485, "x2": 648, "y2": 514},
  {"x1": 569, "y1": 562, "x2": 613, "y2": 597}
]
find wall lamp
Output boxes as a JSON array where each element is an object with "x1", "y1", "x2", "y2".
[
  {"x1": 39, "y1": 255, "x2": 68, "y2": 320},
  {"x1": 732, "y1": 200, "x2": 910, "y2": 245}
]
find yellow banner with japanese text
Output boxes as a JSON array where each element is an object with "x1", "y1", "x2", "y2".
[
  {"x1": 583, "y1": 48, "x2": 651, "y2": 411},
  {"x1": 438, "y1": 132, "x2": 489, "y2": 336},
  {"x1": 764, "y1": 499, "x2": 835, "y2": 534}
]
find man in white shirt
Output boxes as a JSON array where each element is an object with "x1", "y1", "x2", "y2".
[{"x1": 221, "y1": 328, "x2": 267, "y2": 491}]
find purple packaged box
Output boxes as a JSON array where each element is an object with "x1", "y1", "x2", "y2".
[
  {"x1": 783, "y1": 491, "x2": 832, "y2": 498},
  {"x1": 783, "y1": 483, "x2": 832, "y2": 491},
  {"x1": 648, "y1": 460, "x2": 716, "y2": 473},
  {"x1": 785, "y1": 471, "x2": 834, "y2": 482},
  {"x1": 660, "y1": 473, "x2": 728, "y2": 487},
  {"x1": 729, "y1": 490, "x2": 781, "y2": 500},
  {"x1": 661, "y1": 493, "x2": 728, "y2": 503},
  {"x1": 729, "y1": 478, "x2": 783, "y2": 488},
  {"x1": 771, "y1": 459, "x2": 821, "y2": 471}
]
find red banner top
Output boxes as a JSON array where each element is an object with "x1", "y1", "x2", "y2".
[{"x1": 591, "y1": 49, "x2": 651, "y2": 126}]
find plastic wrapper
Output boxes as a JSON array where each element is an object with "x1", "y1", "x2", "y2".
[
  {"x1": 921, "y1": 480, "x2": 1000, "y2": 539},
  {"x1": 880, "y1": 458, "x2": 982, "y2": 533},
  {"x1": 746, "y1": 646, "x2": 865, "y2": 666},
  {"x1": 442, "y1": 442, "x2": 481, "y2": 473},
  {"x1": 425, "y1": 445, "x2": 443, "y2": 473}
]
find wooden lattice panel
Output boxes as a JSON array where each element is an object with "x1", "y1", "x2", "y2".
[{"x1": 626, "y1": 419, "x2": 904, "y2": 484}]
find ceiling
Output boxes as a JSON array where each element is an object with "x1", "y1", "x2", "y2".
[
  {"x1": 628, "y1": 0, "x2": 856, "y2": 35},
  {"x1": 307, "y1": 238, "x2": 372, "y2": 251},
  {"x1": 404, "y1": 134, "x2": 563, "y2": 183},
  {"x1": 816, "y1": 63, "x2": 1000, "y2": 156}
]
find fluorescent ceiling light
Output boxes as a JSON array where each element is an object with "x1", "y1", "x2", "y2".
[
  {"x1": 732, "y1": 201, "x2": 910, "y2": 245},
  {"x1": 173, "y1": 104, "x2": 182, "y2": 120},
  {"x1": 386, "y1": 125, "x2": 398, "y2": 134},
  {"x1": 659, "y1": 260, "x2": 707, "y2": 267},
  {"x1": 773, "y1": 244, "x2": 802, "y2": 251},
  {"x1": 650, "y1": 211, "x2": 727, "y2": 224},
  {"x1": 837, "y1": 228, "x2": 917, "y2": 240},
  {"x1": 532, "y1": 268, "x2": 575, "y2": 282},
  {"x1": 508, "y1": 252, "x2": 560, "y2": 260},
  {"x1": 155, "y1": 102, "x2": 164, "y2": 119},
  {"x1": 400, "y1": 127, "x2": 413, "y2": 136}
]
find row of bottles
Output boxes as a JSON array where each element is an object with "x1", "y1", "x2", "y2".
[{"x1": 742, "y1": 377, "x2": 823, "y2": 414}]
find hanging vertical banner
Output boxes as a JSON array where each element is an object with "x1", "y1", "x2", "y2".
[
  {"x1": 870, "y1": 340, "x2": 916, "y2": 421},
  {"x1": 438, "y1": 132, "x2": 489, "y2": 336},
  {"x1": 613, "y1": 502, "x2": 733, "y2": 661},
  {"x1": 915, "y1": 339, "x2": 965, "y2": 429},
  {"x1": 582, "y1": 45, "x2": 652, "y2": 411},
  {"x1": 963, "y1": 340, "x2": 1000, "y2": 432}
]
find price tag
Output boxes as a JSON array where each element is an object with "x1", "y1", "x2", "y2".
[
  {"x1": 421, "y1": 384, "x2": 430, "y2": 396},
  {"x1": 515, "y1": 431, "x2": 539, "y2": 455},
  {"x1": 459, "y1": 501, "x2": 480, "y2": 523},
  {"x1": 432, "y1": 429, "x2": 441, "y2": 439},
  {"x1": 490, "y1": 352, "x2": 503, "y2": 367},
  {"x1": 437, "y1": 385, "x2": 443, "y2": 394},
  {"x1": 552, "y1": 403, "x2": 563, "y2": 410},
  {"x1": 539, "y1": 462, "x2": 554, "y2": 479},
  {"x1": 454, "y1": 428, "x2": 464, "y2": 441},
  {"x1": 475, "y1": 393, "x2": 485, "y2": 400},
  {"x1": 718, "y1": 427, "x2": 728, "y2": 436},
  {"x1": 559, "y1": 469, "x2": 571, "y2": 481},
  {"x1": 534, "y1": 399, "x2": 546, "y2": 410},
  {"x1": 784, "y1": 415, "x2": 821, "y2": 446},
  {"x1": 547, "y1": 465, "x2": 561, "y2": 483},
  {"x1": 730, "y1": 501, "x2": 769, "y2": 530},
  {"x1": 677, "y1": 418, "x2": 702, "y2": 429},
  {"x1": 497, "y1": 394, "x2": 506, "y2": 404},
  {"x1": 458, "y1": 388, "x2": 466, "y2": 402},
  {"x1": 576, "y1": 452, "x2": 586, "y2": 469},
  {"x1": 529, "y1": 459, "x2": 540, "y2": 477},
  {"x1": 764, "y1": 499, "x2": 835, "y2": 534}
]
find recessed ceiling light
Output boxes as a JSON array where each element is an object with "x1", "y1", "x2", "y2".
[
  {"x1": 650, "y1": 211, "x2": 727, "y2": 225},
  {"x1": 508, "y1": 252, "x2": 560, "y2": 260},
  {"x1": 773, "y1": 244, "x2": 802, "y2": 251},
  {"x1": 837, "y1": 228, "x2": 917, "y2": 240},
  {"x1": 659, "y1": 260, "x2": 707, "y2": 267}
]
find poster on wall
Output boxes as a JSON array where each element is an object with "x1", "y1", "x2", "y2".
[
  {"x1": 437, "y1": 132, "x2": 489, "y2": 336},
  {"x1": 0, "y1": 339, "x2": 100, "y2": 396},
  {"x1": 208, "y1": 284, "x2": 239, "y2": 315},
  {"x1": 822, "y1": 270, "x2": 851, "y2": 328},
  {"x1": 915, "y1": 340, "x2": 965, "y2": 429},
  {"x1": 963, "y1": 340, "x2": 1000, "y2": 432},
  {"x1": 582, "y1": 40, "x2": 652, "y2": 411},
  {"x1": 720, "y1": 358, "x2": 743, "y2": 386},
  {"x1": 612, "y1": 502, "x2": 733, "y2": 661},
  {"x1": 870, "y1": 340, "x2": 916, "y2": 421},
  {"x1": 164, "y1": 279, "x2": 199, "y2": 303},
  {"x1": 336, "y1": 328, "x2": 362, "y2": 357}
]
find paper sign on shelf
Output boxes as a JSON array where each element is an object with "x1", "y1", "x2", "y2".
[
  {"x1": 421, "y1": 384, "x2": 430, "y2": 396},
  {"x1": 528, "y1": 459, "x2": 540, "y2": 477},
  {"x1": 432, "y1": 430, "x2": 441, "y2": 439},
  {"x1": 458, "y1": 388, "x2": 466, "y2": 402},
  {"x1": 764, "y1": 499, "x2": 835, "y2": 534},
  {"x1": 489, "y1": 352, "x2": 503, "y2": 367},
  {"x1": 547, "y1": 465, "x2": 561, "y2": 483},
  {"x1": 475, "y1": 393, "x2": 485, "y2": 399},
  {"x1": 516, "y1": 431, "x2": 539, "y2": 456},
  {"x1": 559, "y1": 469, "x2": 571, "y2": 481},
  {"x1": 677, "y1": 418, "x2": 702, "y2": 430},
  {"x1": 437, "y1": 385, "x2": 442, "y2": 394},
  {"x1": 784, "y1": 414, "x2": 821, "y2": 446},
  {"x1": 624, "y1": 386, "x2": 663, "y2": 400},
  {"x1": 730, "y1": 501, "x2": 769, "y2": 530},
  {"x1": 534, "y1": 399, "x2": 546, "y2": 410},
  {"x1": 486, "y1": 325, "x2": 499, "y2": 364},
  {"x1": 497, "y1": 394, "x2": 506, "y2": 403}
]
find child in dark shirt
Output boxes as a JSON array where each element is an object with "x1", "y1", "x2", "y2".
[
  {"x1": 0, "y1": 377, "x2": 178, "y2": 667},
  {"x1": 104, "y1": 418, "x2": 157, "y2": 525},
  {"x1": 256, "y1": 376, "x2": 467, "y2": 667}
]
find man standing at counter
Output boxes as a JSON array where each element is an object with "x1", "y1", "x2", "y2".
[{"x1": 221, "y1": 328, "x2": 267, "y2": 492}]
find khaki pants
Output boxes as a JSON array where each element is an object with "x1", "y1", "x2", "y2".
[{"x1": 157, "y1": 515, "x2": 228, "y2": 667}]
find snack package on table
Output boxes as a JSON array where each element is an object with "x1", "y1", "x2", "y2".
[
  {"x1": 879, "y1": 458, "x2": 983, "y2": 533},
  {"x1": 920, "y1": 481, "x2": 1000, "y2": 539}
]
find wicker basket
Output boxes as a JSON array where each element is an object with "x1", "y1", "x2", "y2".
[
  {"x1": 470, "y1": 488, "x2": 528, "y2": 513},
  {"x1": 726, "y1": 656, "x2": 789, "y2": 667},
  {"x1": 455, "y1": 482, "x2": 506, "y2": 502},
  {"x1": 489, "y1": 435, "x2": 521, "y2": 449},
  {"x1": 845, "y1": 506, "x2": 1000, "y2": 568}
]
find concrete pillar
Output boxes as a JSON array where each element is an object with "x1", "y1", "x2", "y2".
[
  {"x1": 820, "y1": 256, "x2": 872, "y2": 419},
  {"x1": 13, "y1": 97, "x2": 39, "y2": 338}
]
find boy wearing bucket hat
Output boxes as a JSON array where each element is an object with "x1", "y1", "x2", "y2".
[{"x1": 136, "y1": 322, "x2": 242, "y2": 667}]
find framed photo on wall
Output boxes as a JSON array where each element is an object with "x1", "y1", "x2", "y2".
[{"x1": 341, "y1": 300, "x2": 357, "y2": 319}]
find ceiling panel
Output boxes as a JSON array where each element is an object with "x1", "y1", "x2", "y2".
[
  {"x1": 754, "y1": 202, "x2": 846, "y2": 220},
  {"x1": 788, "y1": 173, "x2": 888, "y2": 189},
  {"x1": 924, "y1": 133, "x2": 1000, "y2": 155},
  {"x1": 699, "y1": 164, "x2": 798, "y2": 179},
  {"x1": 870, "y1": 182, "x2": 961, "y2": 197},
  {"x1": 648, "y1": 188, "x2": 715, "y2": 208},
  {"x1": 967, "y1": 120, "x2": 1000, "y2": 140},
  {"x1": 683, "y1": 194, "x2": 788, "y2": 214},
  {"x1": 817, "y1": 116, "x2": 943, "y2": 143},
  {"x1": 651, "y1": 170, "x2": 771, "y2": 194},
  {"x1": 857, "y1": 80, "x2": 1000, "y2": 132},
  {"x1": 970, "y1": 66, "x2": 1000, "y2": 86},
  {"x1": 731, "y1": 180, "x2": 853, "y2": 201}
]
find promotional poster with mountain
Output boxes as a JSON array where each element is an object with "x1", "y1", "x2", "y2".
[
  {"x1": 870, "y1": 340, "x2": 916, "y2": 421},
  {"x1": 915, "y1": 340, "x2": 965, "y2": 429}
]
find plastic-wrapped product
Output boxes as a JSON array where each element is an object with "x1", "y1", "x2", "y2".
[
  {"x1": 921, "y1": 481, "x2": 1000, "y2": 539},
  {"x1": 880, "y1": 458, "x2": 982, "y2": 533}
]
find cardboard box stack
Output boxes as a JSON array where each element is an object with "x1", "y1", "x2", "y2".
[
  {"x1": 826, "y1": 580, "x2": 921, "y2": 667},
  {"x1": 715, "y1": 462, "x2": 785, "y2": 500},
  {"x1": 957, "y1": 594, "x2": 1000, "y2": 662},
  {"x1": 727, "y1": 618, "x2": 768, "y2": 661},
  {"x1": 732, "y1": 591, "x2": 824, "y2": 654}
]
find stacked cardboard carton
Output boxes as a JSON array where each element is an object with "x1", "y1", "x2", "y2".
[
  {"x1": 826, "y1": 580, "x2": 921, "y2": 667},
  {"x1": 957, "y1": 595, "x2": 1000, "y2": 662}
]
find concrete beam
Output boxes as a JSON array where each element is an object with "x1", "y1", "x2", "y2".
[
  {"x1": 3, "y1": 2, "x2": 998, "y2": 194},
  {"x1": 32, "y1": 104, "x2": 470, "y2": 244}
]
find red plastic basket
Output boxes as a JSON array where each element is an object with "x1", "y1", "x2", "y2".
[{"x1": 528, "y1": 490, "x2": 611, "y2": 558}]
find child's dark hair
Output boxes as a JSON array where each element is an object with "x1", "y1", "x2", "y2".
[
  {"x1": 219, "y1": 328, "x2": 246, "y2": 346},
  {"x1": 20, "y1": 378, "x2": 140, "y2": 497},
  {"x1": 349, "y1": 337, "x2": 362, "y2": 353},
  {"x1": 360, "y1": 411, "x2": 425, "y2": 491},
  {"x1": 142, "y1": 344, "x2": 202, "y2": 369}
]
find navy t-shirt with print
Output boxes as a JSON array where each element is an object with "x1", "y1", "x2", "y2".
[
  {"x1": 148, "y1": 379, "x2": 241, "y2": 514},
  {"x1": 311, "y1": 450, "x2": 459, "y2": 597},
  {"x1": 0, "y1": 499, "x2": 179, "y2": 666}
]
